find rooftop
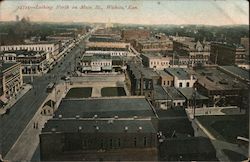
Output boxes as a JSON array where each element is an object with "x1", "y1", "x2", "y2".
[
  {"x1": 129, "y1": 64, "x2": 160, "y2": 80},
  {"x1": 219, "y1": 66, "x2": 250, "y2": 82},
  {"x1": 54, "y1": 97, "x2": 156, "y2": 118},
  {"x1": 81, "y1": 54, "x2": 111, "y2": 61},
  {"x1": 1, "y1": 50, "x2": 46, "y2": 57},
  {"x1": 86, "y1": 42, "x2": 130, "y2": 49},
  {"x1": 163, "y1": 87, "x2": 185, "y2": 100},
  {"x1": 153, "y1": 85, "x2": 171, "y2": 100},
  {"x1": 178, "y1": 88, "x2": 209, "y2": 100},
  {"x1": 165, "y1": 68, "x2": 191, "y2": 80},
  {"x1": 195, "y1": 67, "x2": 248, "y2": 91},
  {"x1": 141, "y1": 53, "x2": 164, "y2": 59},
  {"x1": 156, "y1": 70, "x2": 173, "y2": 78},
  {"x1": 0, "y1": 62, "x2": 20, "y2": 72},
  {"x1": 42, "y1": 119, "x2": 156, "y2": 133}
]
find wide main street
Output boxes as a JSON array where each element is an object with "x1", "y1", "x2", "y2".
[{"x1": 0, "y1": 35, "x2": 87, "y2": 157}]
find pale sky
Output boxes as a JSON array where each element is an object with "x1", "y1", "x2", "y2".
[{"x1": 0, "y1": 0, "x2": 249, "y2": 25}]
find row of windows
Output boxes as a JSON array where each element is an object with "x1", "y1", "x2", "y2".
[
  {"x1": 150, "y1": 61, "x2": 169, "y2": 66},
  {"x1": 179, "y1": 82, "x2": 190, "y2": 88},
  {"x1": 1, "y1": 46, "x2": 54, "y2": 51},
  {"x1": 163, "y1": 80, "x2": 173, "y2": 86},
  {"x1": 90, "y1": 62, "x2": 111, "y2": 66}
]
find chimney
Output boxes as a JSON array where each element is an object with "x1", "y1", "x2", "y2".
[{"x1": 140, "y1": 71, "x2": 144, "y2": 95}]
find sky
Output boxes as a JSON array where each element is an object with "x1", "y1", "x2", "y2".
[{"x1": 0, "y1": 0, "x2": 249, "y2": 25}]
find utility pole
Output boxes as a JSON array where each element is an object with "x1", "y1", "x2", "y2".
[{"x1": 30, "y1": 61, "x2": 33, "y2": 83}]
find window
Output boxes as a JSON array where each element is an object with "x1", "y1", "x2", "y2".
[
  {"x1": 118, "y1": 138, "x2": 121, "y2": 147},
  {"x1": 167, "y1": 81, "x2": 170, "y2": 85},
  {"x1": 186, "y1": 82, "x2": 190, "y2": 87},
  {"x1": 134, "y1": 138, "x2": 137, "y2": 147},
  {"x1": 110, "y1": 139, "x2": 113, "y2": 148},
  {"x1": 144, "y1": 137, "x2": 147, "y2": 147},
  {"x1": 179, "y1": 82, "x2": 182, "y2": 87},
  {"x1": 163, "y1": 81, "x2": 166, "y2": 85}
]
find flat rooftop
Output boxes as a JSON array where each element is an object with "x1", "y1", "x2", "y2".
[
  {"x1": 178, "y1": 88, "x2": 208, "y2": 100},
  {"x1": 163, "y1": 87, "x2": 185, "y2": 100},
  {"x1": 0, "y1": 62, "x2": 20, "y2": 72},
  {"x1": 129, "y1": 63, "x2": 159, "y2": 80},
  {"x1": 153, "y1": 85, "x2": 171, "y2": 100},
  {"x1": 141, "y1": 53, "x2": 163, "y2": 59},
  {"x1": 42, "y1": 119, "x2": 156, "y2": 134},
  {"x1": 194, "y1": 67, "x2": 248, "y2": 91},
  {"x1": 1, "y1": 50, "x2": 45, "y2": 57},
  {"x1": 54, "y1": 97, "x2": 156, "y2": 118},
  {"x1": 165, "y1": 68, "x2": 191, "y2": 80},
  {"x1": 220, "y1": 66, "x2": 250, "y2": 82}
]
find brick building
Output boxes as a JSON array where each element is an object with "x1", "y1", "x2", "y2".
[
  {"x1": 0, "y1": 50, "x2": 51, "y2": 75},
  {"x1": 121, "y1": 29, "x2": 150, "y2": 42},
  {"x1": 173, "y1": 40, "x2": 210, "y2": 67},
  {"x1": 40, "y1": 97, "x2": 158, "y2": 161},
  {"x1": 210, "y1": 42, "x2": 247, "y2": 66},
  {"x1": 141, "y1": 53, "x2": 171, "y2": 70},
  {"x1": 0, "y1": 62, "x2": 23, "y2": 101},
  {"x1": 133, "y1": 38, "x2": 173, "y2": 53},
  {"x1": 194, "y1": 66, "x2": 248, "y2": 107}
]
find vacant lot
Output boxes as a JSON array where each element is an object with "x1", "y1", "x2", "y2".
[
  {"x1": 197, "y1": 115, "x2": 248, "y2": 143},
  {"x1": 101, "y1": 87, "x2": 126, "y2": 97},
  {"x1": 65, "y1": 87, "x2": 92, "y2": 98}
]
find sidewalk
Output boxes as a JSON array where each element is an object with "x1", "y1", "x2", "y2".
[{"x1": 0, "y1": 84, "x2": 32, "y2": 115}]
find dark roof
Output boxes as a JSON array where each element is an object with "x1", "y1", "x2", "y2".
[
  {"x1": 128, "y1": 63, "x2": 160, "y2": 80},
  {"x1": 42, "y1": 119, "x2": 156, "y2": 133},
  {"x1": 165, "y1": 68, "x2": 191, "y2": 80},
  {"x1": 0, "y1": 62, "x2": 20, "y2": 72},
  {"x1": 220, "y1": 66, "x2": 250, "y2": 81},
  {"x1": 1, "y1": 50, "x2": 45, "y2": 56},
  {"x1": 195, "y1": 67, "x2": 248, "y2": 91},
  {"x1": 160, "y1": 137, "x2": 216, "y2": 155},
  {"x1": 153, "y1": 85, "x2": 171, "y2": 100},
  {"x1": 163, "y1": 87, "x2": 185, "y2": 100},
  {"x1": 54, "y1": 97, "x2": 156, "y2": 118},
  {"x1": 178, "y1": 88, "x2": 208, "y2": 100}
]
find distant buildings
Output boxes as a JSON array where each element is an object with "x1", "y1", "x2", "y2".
[
  {"x1": 0, "y1": 43, "x2": 60, "y2": 60},
  {"x1": 40, "y1": 97, "x2": 158, "y2": 161},
  {"x1": 0, "y1": 62, "x2": 23, "y2": 102},
  {"x1": 141, "y1": 53, "x2": 171, "y2": 70},
  {"x1": 0, "y1": 50, "x2": 51, "y2": 75},
  {"x1": 173, "y1": 39, "x2": 210, "y2": 67},
  {"x1": 86, "y1": 42, "x2": 134, "y2": 57},
  {"x1": 210, "y1": 42, "x2": 247, "y2": 66},
  {"x1": 79, "y1": 53, "x2": 126, "y2": 72},
  {"x1": 121, "y1": 29, "x2": 150, "y2": 42},
  {"x1": 133, "y1": 38, "x2": 173, "y2": 53}
]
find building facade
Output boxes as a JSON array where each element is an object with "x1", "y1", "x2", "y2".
[
  {"x1": 0, "y1": 62, "x2": 23, "y2": 100},
  {"x1": 210, "y1": 42, "x2": 247, "y2": 66},
  {"x1": 0, "y1": 43, "x2": 60, "y2": 60},
  {"x1": 121, "y1": 29, "x2": 150, "y2": 41},
  {"x1": 165, "y1": 68, "x2": 196, "y2": 88},
  {"x1": 0, "y1": 50, "x2": 51, "y2": 75},
  {"x1": 173, "y1": 40, "x2": 210, "y2": 67},
  {"x1": 134, "y1": 38, "x2": 173, "y2": 53},
  {"x1": 141, "y1": 53, "x2": 170, "y2": 70}
]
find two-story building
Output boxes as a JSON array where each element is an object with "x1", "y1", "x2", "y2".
[
  {"x1": 141, "y1": 53, "x2": 171, "y2": 70},
  {"x1": 165, "y1": 68, "x2": 196, "y2": 88}
]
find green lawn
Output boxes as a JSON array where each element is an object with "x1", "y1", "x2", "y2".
[
  {"x1": 197, "y1": 115, "x2": 248, "y2": 143},
  {"x1": 65, "y1": 87, "x2": 92, "y2": 98},
  {"x1": 101, "y1": 87, "x2": 126, "y2": 97}
]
